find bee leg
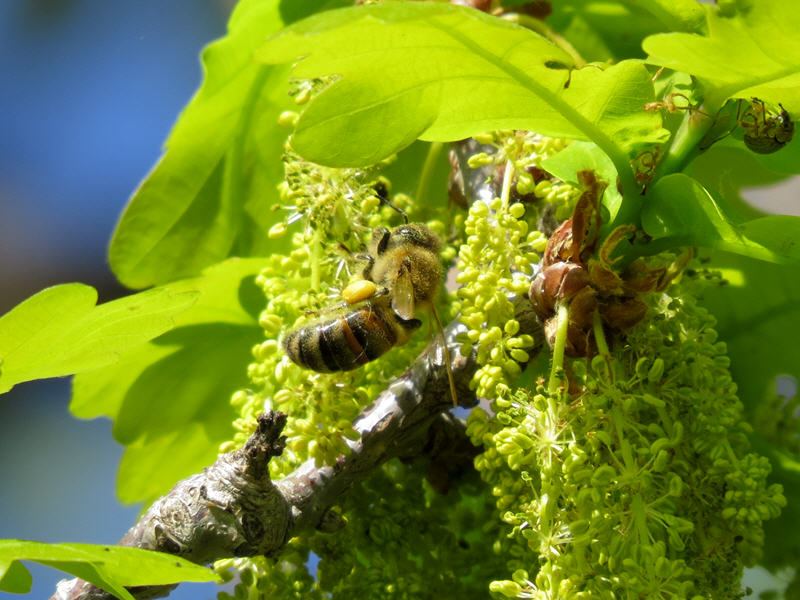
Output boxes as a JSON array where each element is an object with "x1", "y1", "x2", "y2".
[{"x1": 355, "y1": 252, "x2": 375, "y2": 280}]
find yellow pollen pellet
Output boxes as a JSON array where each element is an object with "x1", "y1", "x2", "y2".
[{"x1": 342, "y1": 279, "x2": 377, "y2": 304}]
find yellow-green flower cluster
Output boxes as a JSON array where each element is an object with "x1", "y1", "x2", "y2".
[
  {"x1": 456, "y1": 131, "x2": 578, "y2": 401},
  {"x1": 216, "y1": 147, "x2": 459, "y2": 592},
  {"x1": 466, "y1": 130, "x2": 579, "y2": 219},
  {"x1": 222, "y1": 150, "x2": 416, "y2": 474},
  {"x1": 216, "y1": 461, "x2": 511, "y2": 600},
  {"x1": 468, "y1": 281, "x2": 785, "y2": 599},
  {"x1": 215, "y1": 545, "x2": 321, "y2": 600},
  {"x1": 456, "y1": 195, "x2": 542, "y2": 400},
  {"x1": 310, "y1": 461, "x2": 510, "y2": 599}
]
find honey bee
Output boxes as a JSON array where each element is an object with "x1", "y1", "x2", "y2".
[{"x1": 282, "y1": 223, "x2": 458, "y2": 404}]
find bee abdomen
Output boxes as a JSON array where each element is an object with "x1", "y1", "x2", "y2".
[{"x1": 282, "y1": 307, "x2": 397, "y2": 373}]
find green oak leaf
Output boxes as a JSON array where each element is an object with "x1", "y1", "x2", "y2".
[
  {"x1": 549, "y1": 0, "x2": 705, "y2": 63},
  {"x1": 278, "y1": 0, "x2": 348, "y2": 25},
  {"x1": 756, "y1": 440, "x2": 800, "y2": 576},
  {"x1": 257, "y1": 2, "x2": 668, "y2": 183},
  {"x1": 549, "y1": 4, "x2": 659, "y2": 63},
  {"x1": 116, "y1": 424, "x2": 218, "y2": 506},
  {"x1": 540, "y1": 141, "x2": 622, "y2": 220},
  {"x1": 71, "y1": 258, "x2": 265, "y2": 505},
  {"x1": 0, "y1": 540, "x2": 217, "y2": 598},
  {"x1": 0, "y1": 284, "x2": 197, "y2": 395},
  {"x1": 108, "y1": 0, "x2": 294, "y2": 289},
  {"x1": 0, "y1": 558, "x2": 31, "y2": 594},
  {"x1": 629, "y1": 0, "x2": 706, "y2": 34},
  {"x1": 381, "y1": 140, "x2": 453, "y2": 219},
  {"x1": 642, "y1": 173, "x2": 800, "y2": 263},
  {"x1": 643, "y1": 0, "x2": 800, "y2": 111},
  {"x1": 686, "y1": 143, "x2": 788, "y2": 221},
  {"x1": 699, "y1": 253, "x2": 800, "y2": 411}
]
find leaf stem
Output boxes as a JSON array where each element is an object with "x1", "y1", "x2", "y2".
[
  {"x1": 592, "y1": 309, "x2": 610, "y2": 357},
  {"x1": 654, "y1": 107, "x2": 715, "y2": 179},
  {"x1": 592, "y1": 309, "x2": 616, "y2": 383},
  {"x1": 631, "y1": 493, "x2": 650, "y2": 547},
  {"x1": 500, "y1": 158, "x2": 514, "y2": 210},
  {"x1": 415, "y1": 141, "x2": 444, "y2": 209},
  {"x1": 310, "y1": 226, "x2": 322, "y2": 291},
  {"x1": 548, "y1": 302, "x2": 569, "y2": 393}
]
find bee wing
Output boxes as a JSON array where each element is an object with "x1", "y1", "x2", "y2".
[{"x1": 391, "y1": 264, "x2": 415, "y2": 321}]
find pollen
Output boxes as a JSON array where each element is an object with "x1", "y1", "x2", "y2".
[{"x1": 342, "y1": 279, "x2": 377, "y2": 304}]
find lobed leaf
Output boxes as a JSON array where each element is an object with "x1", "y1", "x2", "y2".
[
  {"x1": 757, "y1": 441, "x2": 800, "y2": 575},
  {"x1": 257, "y1": 2, "x2": 668, "y2": 178},
  {"x1": 642, "y1": 173, "x2": 800, "y2": 264},
  {"x1": 700, "y1": 253, "x2": 800, "y2": 411},
  {"x1": 699, "y1": 254, "x2": 800, "y2": 573},
  {"x1": 629, "y1": 0, "x2": 706, "y2": 34},
  {"x1": 0, "y1": 540, "x2": 217, "y2": 599},
  {"x1": 540, "y1": 141, "x2": 622, "y2": 220},
  {"x1": 71, "y1": 258, "x2": 265, "y2": 505},
  {"x1": 108, "y1": 0, "x2": 295, "y2": 289},
  {"x1": 643, "y1": 0, "x2": 800, "y2": 111},
  {"x1": 547, "y1": 2, "x2": 667, "y2": 62},
  {"x1": 686, "y1": 142, "x2": 789, "y2": 221},
  {"x1": 0, "y1": 284, "x2": 197, "y2": 395}
]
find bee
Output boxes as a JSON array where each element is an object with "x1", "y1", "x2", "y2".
[{"x1": 282, "y1": 223, "x2": 458, "y2": 404}]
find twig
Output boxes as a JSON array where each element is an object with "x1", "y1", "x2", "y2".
[
  {"x1": 50, "y1": 138, "x2": 546, "y2": 600},
  {"x1": 50, "y1": 312, "x2": 506, "y2": 600}
]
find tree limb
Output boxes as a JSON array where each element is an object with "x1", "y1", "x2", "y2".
[
  {"x1": 49, "y1": 315, "x2": 491, "y2": 600},
  {"x1": 51, "y1": 139, "x2": 545, "y2": 600}
]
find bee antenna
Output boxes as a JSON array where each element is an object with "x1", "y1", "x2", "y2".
[
  {"x1": 382, "y1": 198, "x2": 408, "y2": 224},
  {"x1": 372, "y1": 179, "x2": 408, "y2": 223}
]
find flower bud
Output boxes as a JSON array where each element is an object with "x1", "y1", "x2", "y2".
[
  {"x1": 489, "y1": 580, "x2": 523, "y2": 597},
  {"x1": 268, "y1": 222, "x2": 287, "y2": 239}
]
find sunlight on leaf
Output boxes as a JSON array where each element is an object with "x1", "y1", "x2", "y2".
[
  {"x1": 0, "y1": 284, "x2": 197, "y2": 395},
  {"x1": 71, "y1": 258, "x2": 265, "y2": 505},
  {"x1": 540, "y1": 141, "x2": 622, "y2": 220},
  {"x1": 644, "y1": 0, "x2": 800, "y2": 111},
  {"x1": 109, "y1": 0, "x2": 294, "y2": 289},
  {"x1": 0, "y1": 540, "x2": 217, "y2": 599},
  {"x1": 257, "y1": 2, "x2": 667, "y2": 179},
  {"x1": 701, "y1": 254, "x2": 800, "y2": 409},
  {"x1": 643, "y1": 173, "x2": 800, "y2": 263}
]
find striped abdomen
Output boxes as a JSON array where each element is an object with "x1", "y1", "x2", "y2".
[{"x1": 282, "y1": 305, "x2": 412, "y2": 373}]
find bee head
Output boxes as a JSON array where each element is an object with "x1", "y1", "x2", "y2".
[{"x1": 386, "y1": 224, "x2": 441, "y2": 253}]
